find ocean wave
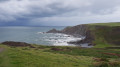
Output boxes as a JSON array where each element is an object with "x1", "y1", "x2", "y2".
[{"x1": 43, "y1": 33, "x2": 82, "y2": 46}]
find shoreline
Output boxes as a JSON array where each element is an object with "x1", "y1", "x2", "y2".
[
  {"x1": 0, "y1": 41, "x2": 90, "y2": 48},
  {"x1": 0, "y1": 41, "x2": 93, "y2": 48}
]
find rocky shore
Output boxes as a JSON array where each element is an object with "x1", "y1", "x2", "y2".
[{"x1": 47, "y1": 24, "x2": 95, "y2": 46}]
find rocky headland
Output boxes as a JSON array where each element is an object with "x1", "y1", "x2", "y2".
[
  {"x1": 47, "y1": 24, "x2": 95, "y2": 46},
  {"x1": 47, "y1": 23, "x2": 120, "y2": 47}
]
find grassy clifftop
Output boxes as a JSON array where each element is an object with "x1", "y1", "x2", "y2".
[
  {"x1": 89, "y1": 22, "x2": 120, "y2": 26},
  {"x1": 88, "y1": 22, "x2": 120, "y2": 48}
]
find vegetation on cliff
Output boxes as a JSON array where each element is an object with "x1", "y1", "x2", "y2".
[
  {"x1": 88, "y1": 22, "x2": 120, "y2": 48},
  {"x1": 89, "y1": 22, "x2": 120, "y2": 26}
]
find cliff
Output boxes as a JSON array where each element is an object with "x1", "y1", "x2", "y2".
[
  {"x1": 47, "y1": 25, "x2": 89, "y2": 37},
  {"x1": 47, "y1": 22, "x2": 120, "y2": 47},
  {"x1": 47, "y1": 24, "x2": 95, "y2": 45}
]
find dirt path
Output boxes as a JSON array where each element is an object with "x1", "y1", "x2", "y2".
[{"x1": 0, "y1": 48, "x2": 4, "y2": 53}]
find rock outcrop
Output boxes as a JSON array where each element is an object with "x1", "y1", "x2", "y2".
[
  {"x1": 67, "y1": 29, "x2": 94, "y2": 45},
  {"x1": 61, "y1": 25, "x2": 88, "y2": 37},
  {"x1": 47, "y1": 25, "x2": 90, "y2": 37},
  {"x1": 47, "y1": 29, "x2": 61, "y2": 33}
]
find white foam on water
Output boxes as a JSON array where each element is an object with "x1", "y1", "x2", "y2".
[
  {"x1": 44, "y1": 33, "x2": 82, "y2": 46},
  {"x1": 37, "y1": 32, "x2": 91, "y2": 47},
  {"x1": 37, "y1": 32, "x2": 46, "y2": 34}
]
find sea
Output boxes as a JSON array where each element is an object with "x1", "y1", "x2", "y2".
[{"x1": 0, "y1": 26, "x2": 84, "y2": 46}]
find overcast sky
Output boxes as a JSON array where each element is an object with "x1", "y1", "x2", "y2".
[{"x1": 0, "y1": 0, "x2": 120, "y2": 26}]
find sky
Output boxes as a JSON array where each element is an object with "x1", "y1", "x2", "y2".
[{"x1": 0, "y1": 0, "x2": 120, "y2": 26}]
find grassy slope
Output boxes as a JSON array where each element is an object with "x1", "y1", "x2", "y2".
[
  {"x1": 1, "y1": 44, "x2": 120, "y2": 67},
  {"x1": 0, "y1": 45, "x2": 93, "y2": 67},
  {"x1": 88, "y1": 22, "x2": 120, "y2": 48}
]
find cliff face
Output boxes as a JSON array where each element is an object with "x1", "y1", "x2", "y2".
[
  {"x1": 47, "y1": 24, "x2": 95, "y2": 45},
  {"x1": 61, "y1": 25, "x2": 88, "y2": 37},
  {"x1": 61, "y1": 25, "x2": 95, "y2": 45},
  {"x1": 47, "y1": 25, "x2": 89, "y2": 37}
]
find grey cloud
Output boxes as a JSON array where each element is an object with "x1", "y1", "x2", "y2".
[
  {"x1": 0, "y1": 0, "x2": 120, "y2": 26},
  {"x1": 0, "y1": 0, "x2": 8, "y2": 1}
]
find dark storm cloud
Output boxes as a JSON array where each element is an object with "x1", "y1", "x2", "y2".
[{"x1": 0, "y1": 0, "x2": 120, "y2": 26}]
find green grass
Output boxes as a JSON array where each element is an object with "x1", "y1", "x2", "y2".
[
  {"x1": 0, "y1": 44, "x2": 93, "y2": 67},
  {"x1": 46, "y1": 47, "x2": 120, "y2": 58},
  {"x1": 87, "y1": 22, "x2": 120, "y2": 48},
  {"x1": 89, "y1": 22, "x2": 120, "y2": 26},
  {"x1": 0, "y1": 44, "x2": 120, "y2": 67}
]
